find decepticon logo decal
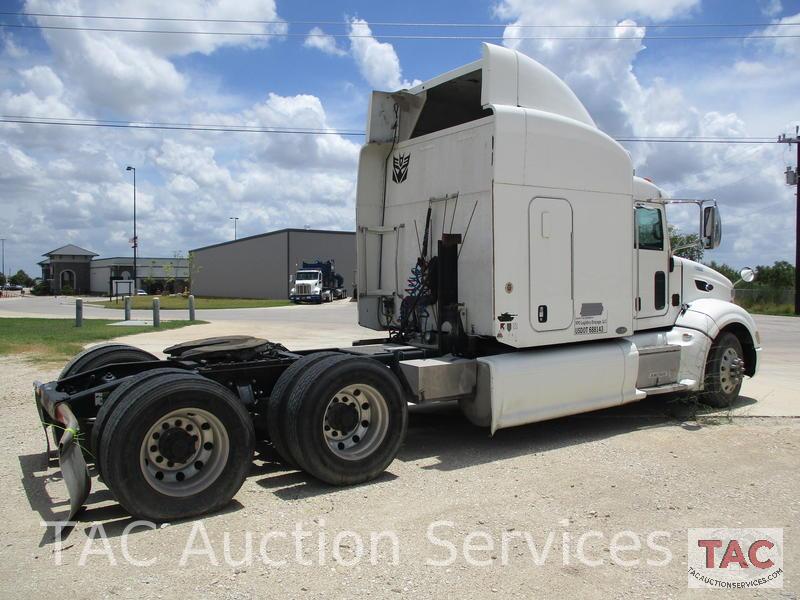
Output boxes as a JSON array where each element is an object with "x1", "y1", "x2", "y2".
[{"x1": 392, "y1": 153, "x2": 410, "y2": 183}]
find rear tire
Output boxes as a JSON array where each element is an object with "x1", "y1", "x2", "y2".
[
  {"x1": 59, "y1": 343, "x2": 157, "y2": 380},
  {"x1": 703, "y1": 332, "x2": 746, "y2": 408},
  {"x1": 266, "y1": 351, "x2": 341, "y2": 467},
  {"x1": 285, "y1": 355, "x2": 407, "y2": 485},
  {"x1": 54, "y1": 343, "x2": 158, "y2": 447},
  {"x1": 99, "y1": 372, "x2": 254, "y2": 521},
  {"x1": 90, "y1": 367, "x2": 191, "y2": 478}
]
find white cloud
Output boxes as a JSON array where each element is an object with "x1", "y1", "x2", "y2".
[
  {"x1": 304, "y1": 27, "x2": 347, "y2": 56},
  {"x1": 2, "y1": 32, "x2": 28, "y2": 58},
  {"x1": 757, "y1": 11, "x2": 800, "y2": 58},
  {"x1": 23, "y1": 0, "x2": 286, "y2": 114},
  {"x1": 495, "y1": 0, "x2": 700, "y2": 25},
  {"x1": 758, "y1": 0, "x2": 783, "y2": 17},
  {"x1": 20, "y1": 65, "x2": 65, "y2": 98},
  {"x1": 304, "y1": 19, "x2": 421, "y2": 91},
  {"x1": 347, "y1": 19, "x2": 421, "y2": 90}
]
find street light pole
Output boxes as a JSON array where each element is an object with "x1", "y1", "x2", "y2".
[
  {"x1": 778, "y1": 127, "x2": 800, "y2": 315},
  {"x1": 126, "y1": 166, "x2": 138, "y2": 287},
  {"x1": 230, "y1": 216, "x2": 239, "y2": 240}
]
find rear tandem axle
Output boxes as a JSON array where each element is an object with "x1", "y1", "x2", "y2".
[{"x1": 36, "y1": 335, "x2": 437, "y2": 521}]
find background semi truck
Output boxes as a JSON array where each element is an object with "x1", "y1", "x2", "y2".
[
  {"x1": 35, "y1": 43, "x2": 760, "y2": 521},
  {"x1": 289, "y1": 260, "x2": 346, "y2": 303}
]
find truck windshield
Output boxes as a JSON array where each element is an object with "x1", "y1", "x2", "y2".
[{"x1": 296, "y1": 272, "x2": 319, "y2": 280}]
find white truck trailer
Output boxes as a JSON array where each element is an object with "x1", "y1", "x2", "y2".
[{"x1": 34, "y1": 43, "x2": 759, "y2": 521}]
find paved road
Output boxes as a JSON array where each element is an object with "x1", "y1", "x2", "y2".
[
  {"x1": 738, "y1": 314, "x2": 798, "y2": 417},
  {"x1": 0, "y1": 295, "x2": 370, "y2": 325},
  {"x1": 0, "y1": 295, "x2": 362, "y2": 322}
]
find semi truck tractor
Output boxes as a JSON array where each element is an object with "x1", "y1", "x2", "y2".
[
  {"x1": 289, "y1": 260, "x2": 346, "y2": 303},
  {"x1": 34, "y1": 43, "x2": 760, "y2": 521}
]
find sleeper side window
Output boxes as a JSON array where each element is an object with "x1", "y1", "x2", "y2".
[{"x1": 635, "y1": 207, "x2": 664, "y2": 251}]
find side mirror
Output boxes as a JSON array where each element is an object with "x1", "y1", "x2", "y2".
[
  {"x1": 740, "y1": 267, "x2": 756, "y2": 283},
  {"x1": 702, "y1": 205, "x2": 722, "y2": 249}
]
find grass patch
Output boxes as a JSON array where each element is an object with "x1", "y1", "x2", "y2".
[
  {"x1": 0, "y1": 318, "x2": 201, "y2": 362},
  {"x1": 91, "y1": 296, "x2": 291, "y2": 310},
  {"x1": 740, "y1": 302, "x2": 798, "y2": 317}
]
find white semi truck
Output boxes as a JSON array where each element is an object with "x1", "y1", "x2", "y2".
[
  {"x1": 35, "y1": 43, "x2": 759, "y2": 521},
  {"x1": 289, "y1": 260, "x2": 347, "y2": 303}
]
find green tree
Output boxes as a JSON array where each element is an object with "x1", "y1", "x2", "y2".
[
  {"x1": 9, "y1": 269, "x2": 34, "y2": 287},
  {"x1": 668, "y1": 225, "x2": 704, "y2": 262},
  {"x1": 753, "y1": 260, "x2": 795, "y2": 288},
  {"x1": 187, "y1": 251, "x2": 202, "y2": 293},
  {"x1": 0, "y1": 272, "x2": 5, "y2": 286}
]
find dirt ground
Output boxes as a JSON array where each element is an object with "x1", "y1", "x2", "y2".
[{"x1": 0, "y1": 354, "x2": 797, "y2": 599}]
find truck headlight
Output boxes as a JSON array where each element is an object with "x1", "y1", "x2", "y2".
[
  {"x1": 290, "y1": 287, "x2": 296, "y2": 294},
  {"x1": 313, "y1": 286, "x2": 321, "y2": 293}
]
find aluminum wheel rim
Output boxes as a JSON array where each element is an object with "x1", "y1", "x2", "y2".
[
  {"x1": 140, "y1": 408, "x2": 229, "y2": 497},
  {"x1": 719, "y1": 347, "x2": 744, "y2": 394},
  {"x1": 322, "y1": 383, "x2": 388, "y2": 461}
]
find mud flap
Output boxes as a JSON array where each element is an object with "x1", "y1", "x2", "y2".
[
  {"x1": 35, "y1": 382, "x2": 91, "y2": 519},
  {"x1": 56, "y1": 410, "x2": 91, "y2": 520}
]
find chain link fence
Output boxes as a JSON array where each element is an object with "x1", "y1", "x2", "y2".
[{"x1": 734, "y1": 287, "x2": 794, "y2": 311}]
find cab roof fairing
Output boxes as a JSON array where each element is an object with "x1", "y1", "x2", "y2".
[{"x1": 406, "y1": 43, "x2": 596, "y2": 128}]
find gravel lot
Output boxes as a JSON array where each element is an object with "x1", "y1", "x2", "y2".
[{"x1": 0, "y1": 309, "x2": 798, "y2": 598}]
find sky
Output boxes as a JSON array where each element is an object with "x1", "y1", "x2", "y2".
[{"x1": 0, "y1": 0, "x2": 798, "y2": 278}]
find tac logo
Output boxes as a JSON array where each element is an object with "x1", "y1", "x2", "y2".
[
  {"x1": 687, "y1": 528, "x2": 783, "y2": 589},
  {"x1": 392, "y1": 153, "x2": 410, "y2": 183}
]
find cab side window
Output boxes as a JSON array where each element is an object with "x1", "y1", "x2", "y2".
[{"x1": 635, "y1": 207, "x2": 664, "y2": 251}]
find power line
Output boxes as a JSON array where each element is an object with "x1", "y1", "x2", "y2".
[
  {"x1": 0, "y1": 117, "x2": 364, "y2": 136},
  {"x1": 0, "y1": 116, "x2": 782, "y2": 143},
  {"x1": 0, "y1": 114, "x2": 362, "y2": 135},
  {"x1": 2, "y1": 11, "x2": 798, "y2": 29},
  {"x1": 1, "y1": 23, "x2": 798, "y2": 40}
]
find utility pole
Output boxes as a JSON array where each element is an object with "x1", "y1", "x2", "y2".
[
  {"x1": 0, "y1": 238, "x2": 5, "y2": 282},
  {"x1": 230, "y1": 216, "x2": 239, "y2": 240},
  {"x1": 778, "y1": 126, "x2": 800, "y2": 315}
]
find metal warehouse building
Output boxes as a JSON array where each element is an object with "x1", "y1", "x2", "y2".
[{"x1": 190, "y1": 228, "x2": 355, "y2": 299}]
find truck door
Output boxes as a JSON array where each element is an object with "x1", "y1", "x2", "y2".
[
  {"x1": 635, "y1": 204, "x2": 669, "y2": 320},
  {"x1": 529, "y1": 197, "x2": 573, "y2": 331}
]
